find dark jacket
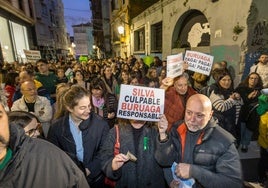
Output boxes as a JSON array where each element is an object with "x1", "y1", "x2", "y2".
[
  {"x1": 0, "y1": 123, "x2": 89, "y2": 188},
  {"x1": 47, "y1": 112, "x2": 109, "y2": 182},
  {"x1": 155, "y1": 118, "x2": 243, "y2": 188},
  {"x1": 100, "y1": 123, "x2": 166, "y2": 188}
]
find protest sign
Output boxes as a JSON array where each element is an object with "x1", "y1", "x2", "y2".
[
  {"x1": 117, "y1": 84, "x2": 165, "y2": 122},
  {"x1": 166, "y1": 53, "x2": 184, "y2": 78},
  {"x1": 184, "y1": 50, "x2": 214, "y2": 76},
  {"x1": 23, "y1": 50, "x2": 41, "y2": 64}
]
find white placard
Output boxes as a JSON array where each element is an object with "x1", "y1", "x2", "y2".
[
  {"x1": 184, "y1": 50, "x2": 214, "y2": 76},
  {"x1": 23, "y1": 50, "x2": 41, "y2": 64},
  {"x1": 166, "y1": 53, "x2": 184, "y2": 78},
  {"x1": 117, "y1": 84, "x2": 165, "y2": 122}
]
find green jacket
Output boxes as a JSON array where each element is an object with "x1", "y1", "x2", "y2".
[{"x1": 257, "y1": 94, "x2": 268, "y2": 116}]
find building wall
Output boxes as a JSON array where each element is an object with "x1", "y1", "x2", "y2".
[
  {"x1": 0, "y1": 0, "x2": 35, "y2": 63},
  {"x1": 131, "y1": 0, "x2": 268, "y2": 86},
  {"x1": 73, "y1": 23, "x2": 94, "y2": 57},
  {"x1": 34, "y1": 0, "x2": 68, "y2": 60}
]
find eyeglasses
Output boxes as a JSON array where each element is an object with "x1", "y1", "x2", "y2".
[{"x1": 25, "y1": 123, "x2": 41, "y2": 137}]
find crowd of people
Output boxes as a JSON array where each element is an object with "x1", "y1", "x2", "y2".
[{"x1": 0, "y1": 53, "x2": 268, "y2": 187}]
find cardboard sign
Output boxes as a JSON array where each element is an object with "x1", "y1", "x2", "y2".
[
  {"x1": 184, "y1": 50, "x2": 214, "y2": 76},
  {"x1": 166, "y1": 53, "x2": 184, "y2": 78},
  {"x1": 23, "y1": 50, "x2": 41, "y2": 63},
  {"x1": 117, "y1": 84, "x2": 165, "y2": 122}
]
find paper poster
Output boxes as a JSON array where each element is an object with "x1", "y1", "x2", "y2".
[
  {"x1": 23, "y1": 50, "x2": 41, "y2": 64},
  {"x1": 166, "y1": 53, "x2": 184, "y2": 78},
  {"x1": 117, "y1": 84, "x2": 165, "y2": 122},
  {"x1": 184, "y1": 50, "x2": 214, "y2": 76}
]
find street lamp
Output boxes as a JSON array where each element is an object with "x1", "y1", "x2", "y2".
[{"x1": 117, "y1": 26, "x2": 124, "y2": 35}]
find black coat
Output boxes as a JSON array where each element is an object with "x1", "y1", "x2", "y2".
[
  {"x1": 100, "y1": 123, "x2": 166, "y2": 188},
  {"x1": 47, "y1": 112, "x2": 109, "y2": 182},
  {"x1": 0, "y1": 123, "x2": 89, "y2": 188}
]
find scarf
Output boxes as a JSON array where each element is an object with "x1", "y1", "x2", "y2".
[{"x1": 92, "y1": 96, "x2": 105, "y2": 109}]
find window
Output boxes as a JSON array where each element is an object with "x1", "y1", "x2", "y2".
[
  {"x1": 151, "y1": 22, "x2": 162, "y2": 52},
  {"x1": 134, "y1": 28, "x2": 145, "y2": 51}
]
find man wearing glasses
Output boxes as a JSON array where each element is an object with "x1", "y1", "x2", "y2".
[{"x1": 0, "y1": 89, "x2": 89, "y2": 187}]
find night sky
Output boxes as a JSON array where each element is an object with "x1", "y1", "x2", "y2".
[{"x1": 62, "y1": 0, "x2": 91, "y2": 36}]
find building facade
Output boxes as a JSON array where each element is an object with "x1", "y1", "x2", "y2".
[
  {"x1": 0, "y1": 0, "x2": 35, "y2": 63},
  {"x1": 90, "y1": 0, "x2": 112, "y2": 58},
  {"x1": 124, "y1": 0, "x2": 268, "y2": 86},
  {"x1": 72, "y1": 22, "x2": 94, "y2": 58},
  {"x1": 34, "y1": 0, "x2": 68, "y2": 61},
  {"x1": 110, "y1": 0, "x2": 158, "y2": 58},
  {"x1": 0, "y1": 0, "x2": 69, "y2": 64}
]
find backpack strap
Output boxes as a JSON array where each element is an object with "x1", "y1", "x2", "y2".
[{"x1": 255, "y1": 65, "x2": 258, "y2": 73}]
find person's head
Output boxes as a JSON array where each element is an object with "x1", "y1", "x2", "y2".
[
  {"x1": 57, "y1": 67, "x2": 65, "y2": 78},
  {"x1": 36, "y1": 59, "x2": 49, "y2": 74},
  {"x1": 129, "y1": 119, "x2": 146, "y2": 129},
  {"x1": 0, "y1": 95, "x2": 9, "y2": 153},
  {"x1": 5, "y1": 72, "x2": 19, "y2": 87},
  {"x1": 216, "y1": 71, "x2": 233, "y2": 90},
  {"x1": 173, "y1": 73, "x2": 189, "y2": 95},
  {"x1": 146, "y1": 67, "x2": 157, "y2": 79},
  {"x1": 185, "y1": 94, "x2": 213, "y2": 132},
  {"x1": 90, "y1": 78, "x2": 106, "y2": 99},
  {"x1": 121, "y1": 70, "x2": 130, "y2": 84},
  {"x1": 103, "y1": 65, "x2": 112, "y2": 79},
  {"x1": 159, "y1": 68, "x2": 166, "y2": 79},
  {"x1": 54, "y1": 83, "x2": 72, "y2": 120},
  {"x1": 19, "y1": 69, "x2": 35, "y2": 84},
  {"x1": 73, "y1": 70, "x2": 84, "y2": 82},
  {"x1": 258, "y1": 54, "x2": 268, "y2": 65},
  {"x1": 245, "y1": 72, "x2": 263, "y2": 89},
  {"x1": 64, "y1": 85, "x2": 91, "y2": 121},
  {"x1": 129, "y1": 73, "x2": 140, "y2": 86},
  {"x1": 220, "y1": 61, "x2": 228, "y2": 69},
  {"x1": 21, "y1": 81, "x2": 37, "y2": 99},
  {"x1": 8, "y1": 111, "x2": 41, "y2": 138},
  {"x1": 122, "y1": 63, "x2": 130, "y2": 72}
]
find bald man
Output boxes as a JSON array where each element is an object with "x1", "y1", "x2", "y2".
[
  {"x1": 156, "y1": 94, "x2": 243, "y2": 188},
  {"x1": 11, "y1": 81, "x2": 53, "y2": 137}
]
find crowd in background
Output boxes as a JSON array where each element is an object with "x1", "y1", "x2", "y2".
[{"x1": 0, "y1": 53, "x2": 268, "y2": 187}]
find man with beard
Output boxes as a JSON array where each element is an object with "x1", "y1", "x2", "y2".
[
  {"x1": 155, "y1": 94, "x2": 243, "y2": 188},
  {"x1": 0, "y1": 89, "x2": 89, "y2": 188}
]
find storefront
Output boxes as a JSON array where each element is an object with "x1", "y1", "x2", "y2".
[{"x1": 0, "y1": 5, "x2": 34, "y2": 64}]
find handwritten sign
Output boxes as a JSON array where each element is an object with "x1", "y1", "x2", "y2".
[
  {"x1": 23, "y1": 50, "x2": 41, "y2": 64},
  {"x1": 117, "y1": 84, "x2": 165, "y2": 122},
  {"x1": 184, "y1": 50, "x2": 214, "y2": 76},
  {"x1": 166, "y1": 53, "x2": 184, "y2": 78}
]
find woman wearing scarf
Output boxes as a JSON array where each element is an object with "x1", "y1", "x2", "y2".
[{"x1": 90, "y1": 77, "x2": 118, "y2": 128}]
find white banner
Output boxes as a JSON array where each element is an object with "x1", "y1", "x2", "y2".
[
  {"x1": 117, "y1": 84, "x2": 165, "y2": 122},
  {"x1": 166, "y1": 53, "x2": 184, "y2": 78},
  {"x1": 184, "y1": 50, "x2": 214, "y2": 76},
  {"x1": 23, "y1": 50, "x2": 41, "y2": 64}
]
